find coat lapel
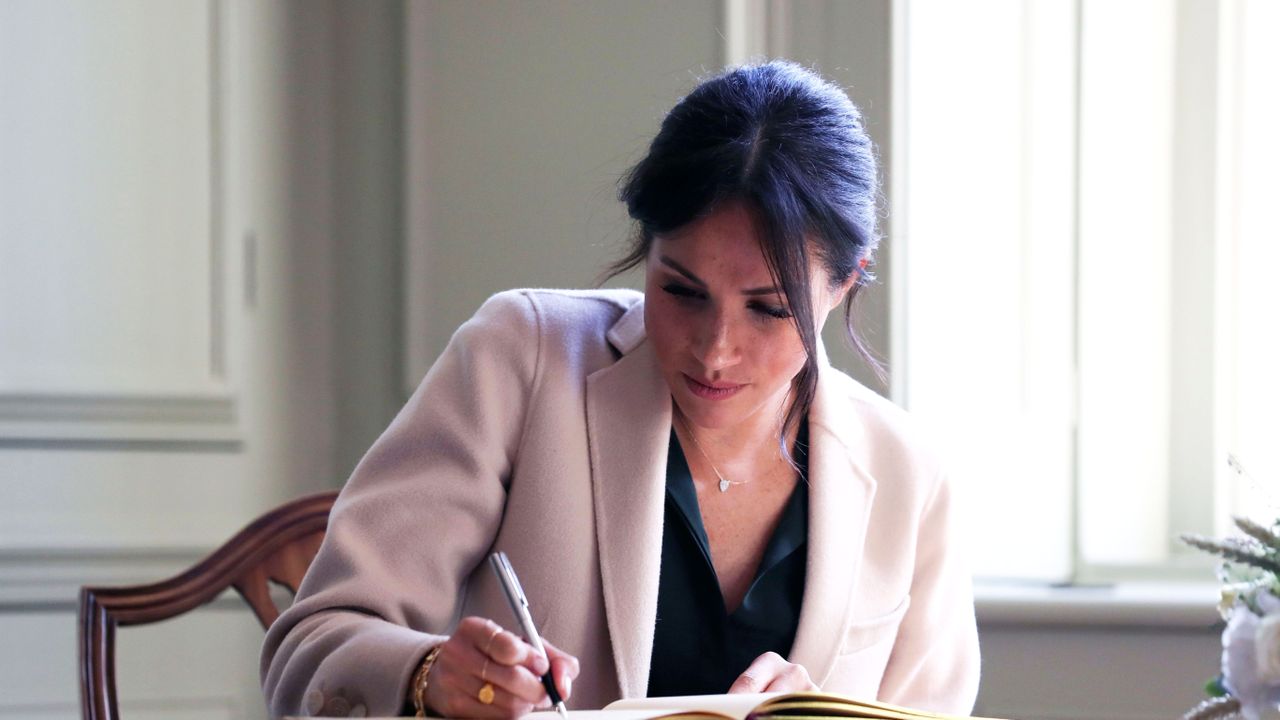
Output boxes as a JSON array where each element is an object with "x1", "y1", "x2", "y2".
[
  {"x1": 586, "y1": 303, "x2": 876, "y2": 694},
  {"x1": 585, "y1": 302, "x2": 671, "y2": 699},
  {"x1": 788, "y1": 362, "x2": 878, "y2": 687}
]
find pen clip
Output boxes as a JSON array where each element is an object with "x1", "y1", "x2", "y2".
[
  {"x1": 499, "y1": 552, "x2": 528, "y2": 606},
  {"x1": 491, "y1": 552, "x2": 524, "y2": 608},
  {"x1": 490, "y1": 551, "x2": 536, "y2": 631}
]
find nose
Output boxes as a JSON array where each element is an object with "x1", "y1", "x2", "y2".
[{"x1": 692, "y1": 307, "x2": 740, "y2": 373}]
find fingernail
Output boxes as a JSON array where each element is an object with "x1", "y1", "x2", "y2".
[{"x1": 565, "y1": 674, "x2": 572, "y2": 697}]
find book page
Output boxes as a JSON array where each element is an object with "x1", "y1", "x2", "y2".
[
  {"x1": 335, "y1": 711, "x2": 733, "y2": 720},
  {"x1": 523, "y1": 710, "x2": 733, "y2": 720},
  {"x1": 344, "y1": 691, "x2": 1007, "y2": 720},
  {"x1": 603, "y1": 692, "x2": 781, "y2": 719},
  {"x1": 316, "y1": 695, "x2": 766, "y2": 720}
]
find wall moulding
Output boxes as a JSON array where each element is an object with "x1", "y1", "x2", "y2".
[
  {"x1": 0, "y1": 543, "x2": 294, "y2": 611},
  {"x1": 0, "y1": 697, "x2": 240, "y2": 720},
  {"x1": 0, "y1": 391, "x2": 239, "y2": 445},
  {"x1": 0, "y1": 546, "x2": 213, "y2": 609},
  {"x1": 0, "y1": 0, "x2": 237, "y2": 447}
]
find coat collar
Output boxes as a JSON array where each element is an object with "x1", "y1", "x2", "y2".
[
  {"x1": 585, "y1": 300, "x2": 876, "y2": 696},
  {"x1": 586, "y1": 301, "x2": 670, "y2": 699},
  {"x1": 789, "y1": 363, "x2": 878, "y2": 686}
]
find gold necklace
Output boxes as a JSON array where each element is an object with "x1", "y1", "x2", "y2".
[{"x1": 676, "y1": 415, "x2": 751, "y2": 493}]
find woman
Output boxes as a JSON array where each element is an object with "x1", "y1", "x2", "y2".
[{"x1": 261, "y1": 61, "x2": 979, "y2": 718}]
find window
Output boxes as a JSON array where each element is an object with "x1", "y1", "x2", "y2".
[{"x1": 896, "y1": 0, "x2": 1280, "y2": 582}]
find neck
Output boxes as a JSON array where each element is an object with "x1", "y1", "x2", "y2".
[{"x1": 673, "y1": 396, "x2": 798, "y2": 467}]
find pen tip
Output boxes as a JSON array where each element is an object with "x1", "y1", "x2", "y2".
[{"x1": 556, "y1": 702, "x2": 569, "y2": 720}]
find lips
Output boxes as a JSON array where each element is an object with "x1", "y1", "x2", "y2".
[{"x1": 683, "y1": 373, "x2": 745, "y2": 400}]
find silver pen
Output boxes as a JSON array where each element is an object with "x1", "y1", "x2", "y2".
[{"x1": 489, "y1": 551, "x2": 570, "y2": 720}]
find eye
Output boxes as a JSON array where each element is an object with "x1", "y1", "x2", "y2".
[
  {"x1": 750, "y1": 301, "x2": 793, "y2": 320},
  {"x1": 662, "y1": 283, "x2": 705, "y2": 301}
]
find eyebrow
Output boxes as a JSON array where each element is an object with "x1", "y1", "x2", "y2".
[{"x1": 658, "y1": 255, "x2": 781, "y2": 296}]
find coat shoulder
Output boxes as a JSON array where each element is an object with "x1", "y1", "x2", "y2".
[
  {"x1": 816, "y1": 367, "x2": 949, "y2": 488},
  {"x1": 471, "y1": 288, "x2": 645, "y2": 379},
  {"x1": 480, "y1": 288, "x2": 641, "y2": 341}
]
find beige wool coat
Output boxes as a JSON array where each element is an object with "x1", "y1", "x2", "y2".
[{"x1": 260, "y1": 288, "x2": 980, "y2": 718}]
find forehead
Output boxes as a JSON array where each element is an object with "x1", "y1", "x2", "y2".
[{"x1": 651, "y1": 203, "x2": 774, "y2": 278}]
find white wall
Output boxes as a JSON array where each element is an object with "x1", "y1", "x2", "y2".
[
  {"x1": 403, "y1": 0, "x2": 894, "y2": 394},
  {"x1": 0, "y1": 0, "x2": 401, "y2": 717},
  {"x1": 403, "y1": 0, "x2": 723, "y2": 389},
  {"x1": 976, "y1": 609, "x2": 1221, "y2": 719}
]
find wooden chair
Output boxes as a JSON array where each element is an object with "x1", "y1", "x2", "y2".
[{"x1": 78, "y1": 490, "x2": 338, "y2": 720}]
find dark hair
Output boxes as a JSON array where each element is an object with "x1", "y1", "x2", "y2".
[{"x1": 603, "y1": 60, "x2": 882, "y2": 463}]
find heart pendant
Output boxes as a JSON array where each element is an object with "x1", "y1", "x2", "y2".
[{"x1": 719, "y1": 479, "x2": 730, "y2": 492}]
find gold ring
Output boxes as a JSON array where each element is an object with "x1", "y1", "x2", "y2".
[
  {"x1": 484, "y1": 625, "x2": 502, "y2": 656},
  {"x1": 480, "y1": 657, "x2": 490, "y2": 682},
  {"x1": 478, "y1": 682, "x2": 496, "y2": 705}
]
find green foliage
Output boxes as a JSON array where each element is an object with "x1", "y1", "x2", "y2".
[
  {"x1": 1205, "y1": 675, "x2": 1228, "y2": 698},
  {"x1": 1181, "y1": 532, "x2": 1280, "y2": 576}
]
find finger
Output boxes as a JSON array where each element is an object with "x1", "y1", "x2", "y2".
[
  {"x1": 423, "y1": 656, "x2": 505, "y2": 719},
  {"x1": 449, "y1": 633, "x2": 547, "y2": 705},
  {"x1": 548, "y1": 657, "x2": 573, "y2": 700},
  {"x1": 458, "y1": 615, "x2": 502, "y2": 643},
  {"x1": 459, "y1": 616, "x2": 508, "y2": 660},
  {"x1": 448, "y1": 674, "x2": 537, "y2": 720},
  {"x1": 432, "y1": 655, "x2": 539, "y2": 720},
  {"x1": 488, "y1": 629, "x2": 550, "y2": 677},
  {"x1": 763, "y1": 662, "x2": 816, "y2": 693},
  {"x1": 477, "y1": 676, "x2": 538, "y2": 720},
  {"x1": 542, "y1": 639, "x2": 580, "y2": 699},
  {"x1": 727, "y1": 670, "x2": 765, "y2": 694},
  {"x1": 728, "y1": 652, "x2": 785, "y2": 694},
  {"x1": 485, "y1": 657, "x2": 548, "y2": 706},
  {"x1": 458, "y1": 617, "x2": 548, "y2": 692},
  {"x1": 542, "y1": 639, "x2": 581, "y2": 678}
]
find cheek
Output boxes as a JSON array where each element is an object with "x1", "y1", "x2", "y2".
[
  {"x1": 779, "y1": 338, "x2": 810, "y2": 378},
  {"x1": 753, "y1": 324, "x2": 809, "y2": 384},
  {"x1": 643, "y1": 296, "x2": 686, "y2": 362}
]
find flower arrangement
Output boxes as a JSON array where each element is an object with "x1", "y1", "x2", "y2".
[{"x1": 1181, "y1": 458, "x2": 1280, "y2": 720}]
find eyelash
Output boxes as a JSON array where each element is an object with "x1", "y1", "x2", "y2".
[
  {"x1": 661, "y1": 283, "x2": 793, "y2": 320},
  {"x1": 754, "y1": 303, "x2": 793, "y2": 320}
]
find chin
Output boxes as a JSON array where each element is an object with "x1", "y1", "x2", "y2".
[{"x1": 673, "y1": 395, "x2": 749, "y2": 430}]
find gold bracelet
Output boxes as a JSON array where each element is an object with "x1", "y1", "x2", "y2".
[{"x1": 412, "y1": 645, "x2": 444, "y2": 718}]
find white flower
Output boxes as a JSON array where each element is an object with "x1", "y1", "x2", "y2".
[
  {"x1": 1223, "y1": 594, "x2": 1280, "y2": 719},
  {"x1": 1259, "y1": 614, "x2": 1280, "y2": 684},
  {"x1": 1224, "y1": 580, "x2": 1280, "y2": 621},
  {"x1": 1225, "y1": 584, "x2": 1250, "y2": 620}
]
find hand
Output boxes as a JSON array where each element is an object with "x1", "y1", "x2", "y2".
[
  {"x1": 424, "y1": 616, "x2": 580, "y2": 718},
  {"x1": 727, "y1": 652, "x2": 818, "y2": 694}
]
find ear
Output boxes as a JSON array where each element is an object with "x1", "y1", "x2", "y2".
[
  {"x1": 829, "y1": 256, "x2": 870, "y2": 311},
  {"x1": 826, "y1": 271, "x2": 859, "y2": 314}
]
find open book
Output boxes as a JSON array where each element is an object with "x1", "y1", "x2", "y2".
[{"x1": 525, "y1": 691, "x2": 1008, "y2": 720}]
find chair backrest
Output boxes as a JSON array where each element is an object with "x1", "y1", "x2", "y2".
[{"x1": 78, "y1": 490, "x2": 338, "y2": 720}]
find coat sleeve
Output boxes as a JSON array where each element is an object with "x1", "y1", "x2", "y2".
[
  {"x1": 260, "y1": 291, "x2": 542, "y2": 718},
  {"x1": 876, "y1": 470, "x2": 981, "y2": 714}
]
